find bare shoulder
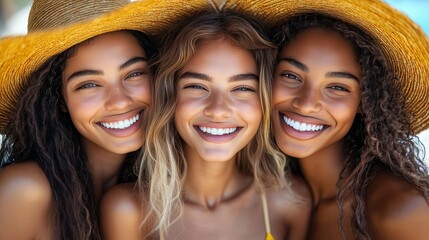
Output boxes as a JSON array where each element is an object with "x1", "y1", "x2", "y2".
[
  {"x1": 367, "y1": 170, "x2": 429, "y2": 240},
  {"x1": 0, "y1": 161, "x2": 53, "y2": 239},
  {"x1": 101, "y1": 182, "x2": 141, "y2": 213},
  {"x1": 100, "y1": 182, "x2": 145, "y2": 240},
  {"x1": 267, "y1": 175, "x2": 312, "y2": 240}
]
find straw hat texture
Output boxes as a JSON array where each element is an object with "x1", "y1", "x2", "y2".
[
  {"x1": 0, "y1": 0, "x2": 214, "y2": 133},
  {"x1": 0, "y1": 0, "x2": 428, "y2": 134},
  {"x1": 225, "y1": 0, "x2": 429, "y2": 134}
]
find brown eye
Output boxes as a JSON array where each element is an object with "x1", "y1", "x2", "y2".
[
  {"x1": 126, "y1": 71, "x2": 147, "y2": 79},
  {"x1": 281, "y1": 72, "x2": 301, "y2": 81}
]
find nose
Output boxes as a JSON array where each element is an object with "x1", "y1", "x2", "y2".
[
  {"x1": 291, "y1": 87, "x2": 322, "y2": 113},
  {"x1": 105, "y1": 85, "x2": 133, "y2": 111},
  {"x1": 203, "y1": 91, "x2": 232, "y2": 120}
]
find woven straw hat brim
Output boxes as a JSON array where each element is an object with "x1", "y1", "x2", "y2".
[
  {"x1": 225, "y1": 0, "x2": 429, "y2": 134},
  {"x1": 0, "y1": 0, "x2": 212, "y2": 133},
  {"x1": 1, "y1": 0, "x2": 428, "y2": 134}
]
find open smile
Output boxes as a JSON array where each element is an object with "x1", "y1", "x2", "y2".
[
  {"x1": 99, "y1": 112, "x2": 141, "y2": 130},
  {"x1": 198, "y1": 126, "x2": 238, "y2": 135},
  {"x1": 282, "y1": 115, "x2": 325, "y2": 132},
  {"x1": 194, "y1": 125, "x2": 242, "y2": 143}
]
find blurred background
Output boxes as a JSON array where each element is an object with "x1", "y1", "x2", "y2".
[{"x1": 0, "y1": 0, "x2": 428, "y2": 164}]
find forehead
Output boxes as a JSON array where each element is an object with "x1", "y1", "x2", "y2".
[
  {"x1": 183, "y1": 38, "x2": 257, "y2": 72},
  {"x1": 283, "y1": 28, "x2": 356, "y2": 56},
  {"x1": 70, "y1": 31, "x2": 145, "y2": 58},
  {"x1": 281, "y1": 28, "x2": 360, "y2": 72},
  {"x1": 66, "y1": 31, "x2": 146, "y2": 64}
]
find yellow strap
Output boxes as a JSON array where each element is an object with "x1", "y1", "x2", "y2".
[
  {"x1": 261, "y1": 188, "x2": 274, "y2": 240},
  {"x1": 266, "y1": 233, "x2": 275, "y2": 240}
]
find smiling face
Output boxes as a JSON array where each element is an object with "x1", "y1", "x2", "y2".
[
  {"x1": 62, "y1": 31, "x2": 151, "y2": 155},
  {"x1": 272, "y1": 28, "x2": 362, "y2": 159},
  {"x1": 174, "y1": 38, "x2": 261, "y2": 162}
]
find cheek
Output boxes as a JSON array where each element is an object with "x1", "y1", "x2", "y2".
[
  {"x1": 237, "y1": 99, "x2": 262, "y2": 128},
  {"x1": 328, "y1": 97, "x2": 360, "y2": 128},
  {"x1": 63, "y1": 92, "x2": 105, "y2": 130},
  {"x1": 271, "y1": 80, "x2": 282, "y2": 104},
  {"x1": 272, "y1": 80, "x2": 292, "y2": 105},
  {"x1": 129, "y1": 81, "x2": 152, "y2": 105},
  {"x1": 174, "y1": 97, "x2": 200, "y2": 128}
]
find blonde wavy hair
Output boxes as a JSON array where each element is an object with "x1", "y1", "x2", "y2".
[{"x1": 137, "y1": 11, "x2": 288, "y2": 238}]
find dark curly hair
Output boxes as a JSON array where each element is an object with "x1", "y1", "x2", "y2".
[
  {"x1": 273, "y1": 14, "x2": 429, "y2": 240},
  {"x1": 0, "y1": 30, "x2": 155, "y2": 240}
]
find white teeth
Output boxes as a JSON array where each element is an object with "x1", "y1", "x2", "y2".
[
  {"x1": 283, "y1": 116, "x2": 324, "y2": 132},
  {"x1": 199, "y1": 127, "x2": 237, "y2": 135},
  {"x1": 100, "y1": 113, "x2": 140, "y2": 130}
]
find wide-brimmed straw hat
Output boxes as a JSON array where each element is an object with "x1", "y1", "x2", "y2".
[
  {"x1": 0, "y1": 0, "x2": 218, "y2": 133},
  {"x1": 224, "y1": 0, "x2": 429, "y2": 134},
  {"x1": 1, "y1": 0, "x2": 428, "y2": 134}
]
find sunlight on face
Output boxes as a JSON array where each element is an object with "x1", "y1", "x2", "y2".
[
  {"x1": 272, "y1": 28, "x2": 361, "y2": 159},
  {"x1": 175, "y1": 38, "x2": 261, "y2": 163},
  {"x1": 62, "y1": 31, "x2": 151, "y2": 155}
]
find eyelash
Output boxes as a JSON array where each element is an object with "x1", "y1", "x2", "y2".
[
  {"x1": 281, "y1": 72, "x2": 301, "y2": 81},
  {"x1": 184, "y1": 84, "x2": 207, "y2": 91},
  {"x1": 126, "y1": 71, "x2": 147, "y2": 79},
  {"x1": 280, "y1": 71, "x2": 352, "y2": 92},
  {"x1": 76, "y1": 83, "x2": 97, "y2": 90},
  {"x1": 233, "y1": 85, "x2": 256, "y2": 92},
  {"x1": 328, "y1": 85, "x2": 351, "y2": 92}
]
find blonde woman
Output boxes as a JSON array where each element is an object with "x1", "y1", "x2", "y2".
[{"x1": 101, "y1": 11, "x2": 311, "y2": 240}]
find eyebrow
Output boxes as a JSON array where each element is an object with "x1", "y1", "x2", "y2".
[
  {"x1": 179, "y1": 71, "x2": 210, "y2": 81},
  {"x1": 280, "y1": 57, "x2": 359, "y2": 81},
  {"x1": 179, "y1": 71, "x2": 259, "y2": 82},
  {"x1": 67, "y1": 56, "x2": 148, "y2": 82},
  {"x1": 280, "y1": 57, "x2": 309, "y2": 72},
  {"x1": 326, "y1": 71, "x2": 359, "y2": 82},
  {"x1": 67, "y1": 70, "x2": 103, "y2": 82},
  {"x1": 119, "y1": 56, "x2": 148, "y2": 70}
]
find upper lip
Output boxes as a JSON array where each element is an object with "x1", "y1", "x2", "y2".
[
  {"x1": 98, "y1": 109, "x2": 144, "y2": 124},
  {"x1": 280, "y1": 111, "x2": 327, "y2": 126}
]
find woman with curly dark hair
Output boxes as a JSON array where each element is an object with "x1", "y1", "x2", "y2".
[
  {"x1": 0, "y1": 0, "x2": 171, "y2": 239},
  {"x1": 271, "y1": 11, "x2": 429, "y2": 240}
]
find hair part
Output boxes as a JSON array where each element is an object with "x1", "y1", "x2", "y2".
[{"x1": 274, "y1": 13, "x2": 429, "y2": 240}]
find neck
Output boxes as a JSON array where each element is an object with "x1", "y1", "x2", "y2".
[
  {"x1": 298, "y1": 141, "x2": 345, "y2": 205},
  {"x1": 184, "y1": 150, "x2": 252, "y2": 210},
  {"x1": 82, "y1": 139, "x2": 127, "y2": 202}
]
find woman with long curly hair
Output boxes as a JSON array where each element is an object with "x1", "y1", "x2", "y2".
[
  {"x1": 101, "y1": 11, "x2": 311, "y2": 240},
  {"x1": 0, "y1": 0, "x2": 160, "y2": 239},
  {"x1": 271, "y1": 13, "x2": 429, "y2": 240}
]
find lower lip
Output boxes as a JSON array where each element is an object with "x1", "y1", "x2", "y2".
[
  {"x1": 98, "y1": 113, "x2": 143, "y2": 138},
  {"x1": 279, "y1": 114, "x2": 325, "y2": 140},
  {"x1": 195, "y1": 126, "x2": 241, "y2": 143}
]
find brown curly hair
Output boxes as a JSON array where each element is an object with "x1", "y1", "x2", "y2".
[
  {"x1": 0, "y1": 30, "x2": 155, "y2": 240},
  {"x1": 273, "y1": 13, "x2": 429, "y2": 240}
]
